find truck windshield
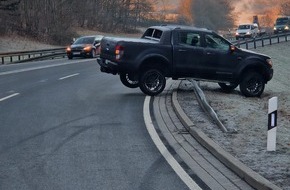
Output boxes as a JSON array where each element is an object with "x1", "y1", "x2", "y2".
[
  {"x1": 238, "y1": 25, "x2": 250, "y2": 29},
  {"x1": 276, "y1": 18, "x2": 289, "y2": 25},
  {"x1": 74, "y1": 37, "x2": 95, "y2": 45}
]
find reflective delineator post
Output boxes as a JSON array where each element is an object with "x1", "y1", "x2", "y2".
[{"x1": 267, "y1": 97, "x2": 278, "y2": 151}]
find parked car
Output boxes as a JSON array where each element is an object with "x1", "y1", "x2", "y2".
[
  {"x1": 97, "y1": 25, "x2": 273, "y2": 97},
  {"x1": 235, "y1": 24, "x2": 259, "y2": 40},
  {"x1": 66, "y1": 35, "x2": 103, "y2": 59},
  {"x1": 273, "y1": 16, "x2": 290, "y2": 34}
]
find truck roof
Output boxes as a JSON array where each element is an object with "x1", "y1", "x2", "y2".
[{"x1": 148, "y1": 25, "x2": 212, "y2": 33}]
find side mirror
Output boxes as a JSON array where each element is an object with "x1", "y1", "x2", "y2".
[{"x1": 95, "y1": 42, "x2": 100, "y2": 47}]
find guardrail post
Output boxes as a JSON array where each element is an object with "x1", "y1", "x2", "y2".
[
  {"x1": 1, "y1": 57, "x2": 4, "y2": 64},
  {"x1": 254, "y1": 38, "x2": 256, "y2": 49},
  {"x1": 285, "y1": 34, "x2": 288, "y2": 42},
  {"x1": 10, "y1": 56, "x2": 12, "y2": 62},
  {"x1": 261, "y1": 36, "x2": 264, "y2": 47},
  {"x1": 269, "y1": 35, "x2": 272, "y2": 45},
  {"x1": 245, "y1": 39, "x2": 248, "y2": 49},
  {"x1": 277, "y1": 34, "x2": 280, "y2": 43},
  {"x1": 267, "y1": 97, "x2": 278, "y2": 151}
]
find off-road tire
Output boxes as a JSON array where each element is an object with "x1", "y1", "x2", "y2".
[
  {"x1": 239, "y1": 72, "x2": 265, "y2": 97},
  {"x1": 120, "y1": 73, "x2": 139, "y2": 88},
  {"x1": 139, "y1": 69, "x2": 166, "y2": 96}
]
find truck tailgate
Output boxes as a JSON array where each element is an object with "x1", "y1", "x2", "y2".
[
  {"x1": 100, "y1": 37, "x2": 159, "y2": 60},
  {"x1": 100, "y1": 37, "x2": 118, "y2": 60}
]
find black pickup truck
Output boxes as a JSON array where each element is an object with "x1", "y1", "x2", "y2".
[{"x1": 97, "y1": 25, "x2": 273, "y2": 97}]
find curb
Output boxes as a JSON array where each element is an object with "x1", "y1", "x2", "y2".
[{"x1": 171, "y1": 80, "x2": 282, "y2": 190}]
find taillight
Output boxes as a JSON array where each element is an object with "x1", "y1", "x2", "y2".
[{"x1": 115, "y1": 45, "x2": 124, "y2": 60}]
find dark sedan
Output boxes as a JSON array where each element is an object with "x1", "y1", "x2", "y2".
[{"x1": 66, "y1": 35, "x2": 103, "y2": 59}]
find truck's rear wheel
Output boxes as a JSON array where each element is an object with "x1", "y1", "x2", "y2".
[
  {"x1": 139, "y1": 69, "x2": 166, "y2": 96},
  {"x1": 239, "y1": 72, "x2": 265, "y2": 97},
  {"x1": 120, "y1": 73, "x2": 139, "y2": 88}
]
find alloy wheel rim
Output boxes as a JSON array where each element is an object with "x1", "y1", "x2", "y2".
[{"x1": 144, "y1": 71, "x2": 162, "y2": 92}]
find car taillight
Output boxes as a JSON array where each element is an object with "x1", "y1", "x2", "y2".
[{"x1": 115, "y1": 45, "x2": 124, "y2": 60}]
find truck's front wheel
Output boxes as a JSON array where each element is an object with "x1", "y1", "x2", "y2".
[
  {"x1": 120, "y1": 73, "x2": 139, "y2": 88},
  {"x1": 239, "y1": 72, "x2": 265, "y2": 97},
  {"x1": 139, "y1": 69, "x2": 166, "y2": 96}
]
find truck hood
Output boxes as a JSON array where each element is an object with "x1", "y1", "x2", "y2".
[
  {"x1": 236, "y1": 29, "x2": 251, "y2": 33},
  {"x1": 71, "y1": 44, "x2": 92, "y2": 48},
  {"x1": 275, "y1": 24, "x2": 287, "y2": 28},
  {"x1": 239, "y1": 48, "x2": 270, "y2": 59}
]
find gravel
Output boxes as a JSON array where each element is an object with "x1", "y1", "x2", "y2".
[{"x1": 177, "y1": 42, "x2": 290, "y2": 190}]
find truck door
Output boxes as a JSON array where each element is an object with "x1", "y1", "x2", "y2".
[
  {"x1": 173, "y1": 31, "x2": 205, "y2": 78},
  {"x1": 201, "y1": 33, "x2": 239, "y2": 81}
]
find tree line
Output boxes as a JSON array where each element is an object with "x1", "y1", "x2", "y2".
[{"x1": 0, "y1": 0, "x2": 156, "y2": 44}]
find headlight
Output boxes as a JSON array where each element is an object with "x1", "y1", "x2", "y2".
[
  {"x1": 285, "y1": 26, "x2": 289, "y2": 30},
  {"x1": 266, "y1": 59, "x2": 273, "y2": 67},
  {"x1": 246, "y1": 31, "x2": 251, "y2": 35},
  {"x1": 83, "y1": 46, "x2": 92, "y2": 51},
  {"x1": 66, "y1": 47, "x2": 71, "y2": 52},
  {"x1": 235, "y1": 32, "x2": 239, "y2": 36},
  {"x1": 273, "y1": 27, "x2": 277, "y2": 30}
]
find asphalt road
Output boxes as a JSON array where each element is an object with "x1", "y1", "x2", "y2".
[{"x1": 0, "y1": 58, "x2": 189, "y2": 190}]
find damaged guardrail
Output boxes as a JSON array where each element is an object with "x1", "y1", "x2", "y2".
[{"x1": 0, "y1": 47, "x2": 66, "y2": 65}]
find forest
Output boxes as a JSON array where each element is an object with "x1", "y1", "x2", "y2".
[{"x1": 0, "y1": 0, "x2": 289, "y2": 45}]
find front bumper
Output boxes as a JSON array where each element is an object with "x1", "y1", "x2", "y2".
[
  {"x1": 274, "y1": 28, "x2": 289, "y2": 33},
  {"x1": 267, "y1": 68, "x2": 274, "y2": 82},
  {"x1": 236, "y1": 33, "x2": 252, "y2": 38}
]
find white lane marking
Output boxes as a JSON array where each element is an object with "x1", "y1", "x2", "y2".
[
  {"x1": 143, "y1": 96, "x2": 202, "y2": 190},
  {"x1": 0, "y1": 93, "x2": 20, "y2": 102},
  {"x1": 58, "y1": 73, "x2": 79, "y2": 80},
  {"x1": 0, "y1": 59, "x2": 90, "y2": 76}
]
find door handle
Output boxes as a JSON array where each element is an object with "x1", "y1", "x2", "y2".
[{"x1": 178, "y1": 49, "x2": 187, "y2": 52}]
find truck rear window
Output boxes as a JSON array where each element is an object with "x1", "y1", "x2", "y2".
[{"x1": 142, "y1": 28, "x2": 163, "y2": 41}]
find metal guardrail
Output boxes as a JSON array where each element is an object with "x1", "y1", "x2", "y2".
[
  {"x1": 229, "y1": 32, "x2": 290, "y2": 49},
  {"x1": 0, "y1": 47, "x2": 66, "y2": 65}
]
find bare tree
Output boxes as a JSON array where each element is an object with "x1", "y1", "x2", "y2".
[
  {"x1": 1, "y1": 0, "x2": 156, "y2": 43},
  {"x1": 280, "y1": 0, "x2": 290, "y2": 15},
  {"x1": 0, "y1": 0, "x2": 21, "y2": 34}
]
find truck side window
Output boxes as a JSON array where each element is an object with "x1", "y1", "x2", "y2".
[
  {"x1": 142, "y1": 28, "x2": 162, "y2": 40},
  {"x1": 153, "y1": 30, "x2": 162, "y2": 39},
  {"x1": 179, "y1": 32, "x2": 201, "y2": 47},
  {"x1": 205, "y1": 34, "x2": 229, "y2": 51}
]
